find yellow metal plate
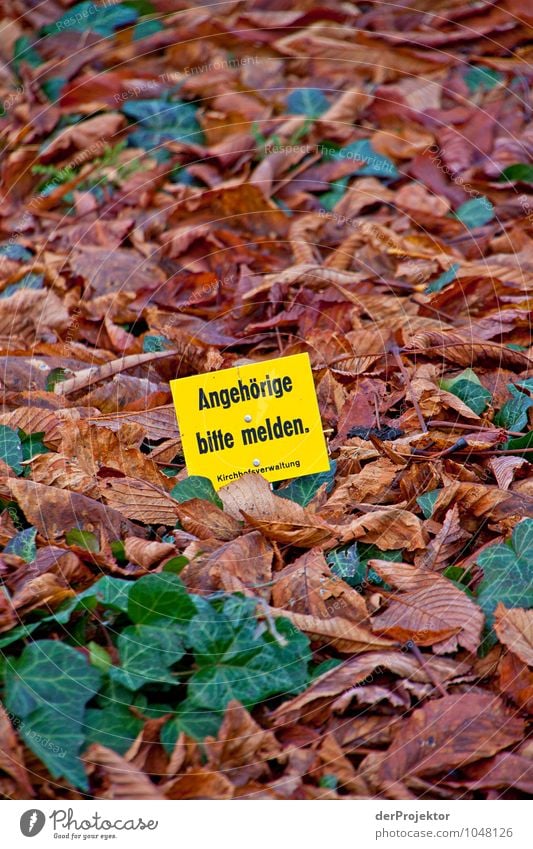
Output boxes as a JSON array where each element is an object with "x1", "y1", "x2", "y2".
[{"x1": 170, "y1": 353, "x2": 329, "y2": 489}]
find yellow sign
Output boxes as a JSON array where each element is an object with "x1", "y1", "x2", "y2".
[{"x1": 170, "y1": 353, "x2": 329, "y2": 489}]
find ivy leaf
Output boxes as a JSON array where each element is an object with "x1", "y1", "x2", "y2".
[
  {"x1": 42, "y1": 2, "x2": 138, "y2": 36},
  {"x1": 50, "y1": 575, "x2": 132, "y2": 623},
  {"x1": 417, "y1": 489, "x2": 442, "y2": 519},
  {"x1": 46, "y1": 368, "x2": 68, "y2": 392},
  {"x1": 319, "y1": 176, "x2": 349, "y2": 210},
  {"x1": 425, "y1": 263, "x2": 460, "y2": 294},
  {"x1": 112, "y1": 624, "x2": 185, "y2": 690},
  {"x1": 133, "y1": 19, "x2": 164, "y2": 40},
  {"x1": 187, "y1": 596, "x2": 310, "y2": 711},
  {"x1": 84, "y1": 701, "x2": 144, "y2": 755},
  {"x1": 4, "y1": 527, "x2": 37, "y2": 562},
  {"x1": 464, "y1": 65, "x2": 503, "y2": 92},
  {"x1": 161, "y1": 705, "x2": 223, "y2": 749},
  {"x1": 500, "y1": 163, "x2": 533, "y2": 183},
  {"x1": 455, "y1": 197, "x2": 494, "y2": 229},
  {"x1": 334, "y1": 139, "x2": 398, "y2": 178},
  {"x1": 286, "y1": 88, "x2": 329, "y2": 117},
  {"x1": 0, "y1": 242, "x2": 32, "y2": 261},
  {"x1": 12, "y1": 36, "x2": 42, "y2": 75},
  {"x1": 65, "y1": 529, "x2": 100, "y2": 552},
  {"x1": 277, "y1": 460, "x2": 336, "y2": 506},
  {"x1": 494, "y1": 385, "x2": 533, "y2": 431},
  {"x1": 122, "y1": 99, "x2": 203, "y2": 150},
  {"x1": 326, "y1": 543, "x2": 362, "y2": 587},
  {"x1": 5, "y1": 641, "x2": 101, "y2": 790},
  {"x1": 0, "y1": 621, "x2": 40, "y2": 649},
  {"x1": 170, "y1": 475, "x2": 222, "y2": 507},
  {"x1": 19, "y1": 430, "x2": 48, "y2": 461},
  {"x1": 18, "y1": 707, "x2": 89, "y2": 789},
  {"x1": 440, "y1": 368, "x2": 491, "y2": 415},
  {"x1": 0, "y1": 272, "x2": 44, "y2": 299},
  {"x1": 127, "y1": 573, "x2": 197, "y2": 628},
  {"x1": 503, "y1": 431, "x2": 533, "y2": 457},
  {"x1": 476, "y1": 519, "x2": 533, "y2": 624},
  {"x1": 142, "y1": 334, "x2": 172, "y2": 352},
  {"x1": 0, "y1": 425, "x2": 23, "y2": 474}
]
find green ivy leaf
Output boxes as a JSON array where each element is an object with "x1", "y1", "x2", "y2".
[
  {"x1": 127, "y1": 573, "x2": 197, "y2": 628},
  {"x1": 425, "y1": 263, "x2": 460, "y2": 294},
  {"x1": 0, "y1": 621, "x2": 40, "y2": 649},
  {"x1": 112, "y1": 624, "x2": 185, "y2": 690},
  {"x1": 464, "y1": 66, "x2": 503, "y2": 92},
  {"x1": 417, "y1": 489, "x2": 441, "y2": 519},
  {"x1": 476, "y1": 519, "x2": 533, "y2": 625},
  {"x1": 161, "y1": 705, "x2": 223, "y2": 749},
  {"x1": 286, "y1": 88, "x2": 329, "y2": 117},
  {"x1": 5, "y1": 641, "x2": 101, "y2": 790},
  {"x1": 42, "y1": 2, "x2": 138, "y2": 36},
  {"x1": 319, "y1": 176, "x2": 349, "y2": 210},
  {"x1": 0, "y1": 273, "x2": 44, "y2": 299},
  {"x1": 334, "y1": 139, "x2": 398, "y2": 178},
  {"x1": 4, "y1": 527, "x2": 37, "y2": 562},
  {"x1": 46, "y1": 367, "x2": 68, "y2": 392},
  {"x1": 65, "y1": 529, "x2": 100, "y2": 552},
  {"x1": 440, "y1": 368, "x2": 491, "y2": 415},
  {"x1": 326, "y1": 543, "x2": 362, "y2": 587},
  {"x1": 12, "y1": 36, "x2": 41, "y2": 76},
  {"x1": 142, "y1": 334, "x2": 172, "y2": 352},
  {"x1": 84, "y1": 701, "x2": 143, "y2": 755},
  {"x1": 0, "y1": 425, "x2": 23, "y2": 474},
  {"x1": 122, "y1": 99, "x2": 204, "y2": 150},
  {"x1": 494, "y1": 384, "x2": 533, "y2": 431},
  {"x1": 170, "y1": 475, "x2": 222, "y2": 507},
  {"x1": 455, "y1": 197, "x2": 494, "y2": 229},
  {"x1": 19, "y1": 430, "x2": 48, "y2": 461},
  {"x1": 187, "y1": 596, "x2": 310, "y2": 711},
  {"x1": 277, "y1": 460, "x2": 336, "y2": 507},
  {"x1": 500, "y1": 163, "x2": 533, "y2": 183},
  {"x1": 503, "y1": 431, "x2": 533, "y2": 457}
]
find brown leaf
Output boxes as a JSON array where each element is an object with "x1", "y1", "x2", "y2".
[
  {"x1": 339, "y1": 508, "x2": 427, "y2": 551},
  {"x1": 204, "y1": 700, "x2": 280, "y2": 786},
  {"x1": 99, "y1": 477, "x2": 178, "y2": 525},
  {"x1": 60, "y1": 421, "x2": 172, "y2": 490},
  {"x1": 84, "y1": 744, "x2": 162, "y2": 799},
  {"x1": 489, "y1": 456, "x2": 528, "y2": 491},
  {"x1": 40, "y1": 114, "x2": 125, "y2": 160},
  {"x1": 0, "y1": 289, "x2": 69, "y2": 345},
  {"x1": 219, "y1": 474, "x2": 335, "y2": 548},
  {"x1": 271, "y1": 608, "x2": 396, "y2": 654},
  {"x1": 376, "y1": 694, "x2": 525, "y2": 790},
  {"x1": 175, "y1": 499, "x2": 241, "y2": 541},
  {"x1": 163, "y1": 768, "x2": 234, "y2": 800},
  {"x1": 11, "y1": 573, "x2": 74, "y2": 618},
  {"x1": 272, "y1": 547, "x2": 367, "y2": 622},
  {"x1": 29, "y1": 453, "x2": 99, "y2": 498},
  {"x1": 0, "y1": 704, "x2": 35, "y2": 797},
  {"x1": 494, "y1": 604, "x2": 533, "y2": 667},
  {"x1": 415, "y1": 505, "x2": 470, "y2": 571},
  {"x1": 463, "y1": 752, "x2": 533, "y2": 794},
  {"x1": 181, "y1": 531, "x2": 272, "y2": 598},
  {"x1": 124, "y1": 537, "x2": 176, "y2": 569},
  {"x1": 272, "y1": 652, "x2": 470, "y2": 724},
  {"x1": 3, "y1": 478, "x2": 143, "y2": 539},
  {"x1": 370, "y1": 559, "x2": 484, "y2": 653}
]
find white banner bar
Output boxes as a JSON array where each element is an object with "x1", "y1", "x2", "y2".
[{"x1": 3, "y1": 799, "x2": 530, "y2": 849}]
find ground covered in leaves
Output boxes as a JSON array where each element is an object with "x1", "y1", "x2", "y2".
[{"x1": 0, "y1": 0, "x2": 532, "y2": 800}]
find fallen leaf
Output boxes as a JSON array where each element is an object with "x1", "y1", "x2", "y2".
[{"x1": 369, "y1": 559, "x2": 484, "y2": 652}]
